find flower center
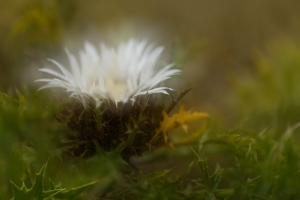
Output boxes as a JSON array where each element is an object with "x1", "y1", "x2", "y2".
[{"x1": 104, "y1": 66, "x2": 127, "y2": 101}]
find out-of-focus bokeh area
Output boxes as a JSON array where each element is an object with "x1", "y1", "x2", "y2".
[
  {"x1": 2, "y1": 1, "x2": 300, "y2": 199},
  {"x1": 2, "y1": 0, "x2": 300, "y2": 127}
]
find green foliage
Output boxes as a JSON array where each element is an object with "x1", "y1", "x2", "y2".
[
  {"x1": 116, "y1": 154, "x2": 232, "y2": 200},
  {"x1": 2, "y1": 83, "x2": 300, "y2": 199},
  {"x1": 200, "y1": 124, "x2": 300, "y2": 199},
  {"x1": 0, "y1": 89, "x2": 125, "y2": 199},
  {"x1": 11, "y1": 162, "x2": 96, "y2": 200},
  {"x1": 232, "y1": 38, "x2": 300, "y2": 130},
  {"x1": 0, "y1": 89, "x2": 65, "y2": 198},
  {"x1": 120, "y1": 168, "x2": 187, "y2": 199},
  {"x1": 51, "y1": 180, "x2": 97, "y2": 200},
  {"x1": 11, "y1": 163, "x2": 63, "y2": 200},
  {"x1": 191, "y1": 149, "x2": 234, "y2": 199}
]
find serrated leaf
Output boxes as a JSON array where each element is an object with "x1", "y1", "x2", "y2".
[
  {"x1": 10, "y1": 163, "x2": 65, "y2": 200},
  {"x1": 191, "y1": 148, "x2": 210, "y2": 187},
  {"x1": 191, "y1": 149, "x2": 233, "y2": 199},
  {"x1": 10, "y1": 162, "x2": 96, "y2": 200}
]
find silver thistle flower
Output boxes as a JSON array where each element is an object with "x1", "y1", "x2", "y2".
[{"x1": 36, "y1": 39, "x2": 180, "y2": 107}]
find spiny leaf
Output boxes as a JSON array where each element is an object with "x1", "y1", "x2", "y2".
[
  {"x1": 10, "y1": 162, "x2": 96, "y2": 200},
  {"x1": 10, "y1": 163, "x2": 64, "y2": 200},
  {"x1": 191, "y1": 149, "x2": 232, "y2": 199}
]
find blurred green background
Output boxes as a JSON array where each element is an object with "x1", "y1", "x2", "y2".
[
  {"x1": 2, "y1": 0, "x2": 300, "y2": 127},
  {"x1": 2, "y1": 1, "x2": 300, "y2": 199}
]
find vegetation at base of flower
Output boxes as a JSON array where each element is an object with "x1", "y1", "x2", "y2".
[
  {"x1": 2, "y1": 84, "x2": 300, "y2": 199},
  {"x1": 10, "y1": 162, "x2": 97, "y2": 200},
  {"x1": 57, "y1": 89, "x2": 208, "y2": 160}
]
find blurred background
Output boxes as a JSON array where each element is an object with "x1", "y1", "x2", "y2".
[{"x1": 2, "y1": 0, "x2": 300, "y2": 129}]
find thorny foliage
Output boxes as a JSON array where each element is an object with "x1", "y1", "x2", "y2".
[
  {"x1": 57, "y1": 95, "x2": 165, "y2": 159},
  {"x1": 55, "y1": 88, "x2": 202, "y2": 161},
  {"x1": 2, "y1": 90, "x2": 300, "y2": 199}
]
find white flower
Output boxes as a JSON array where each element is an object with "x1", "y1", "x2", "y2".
[{"x1": 35, "y1": 39, "x2": 180, "y2": 107}]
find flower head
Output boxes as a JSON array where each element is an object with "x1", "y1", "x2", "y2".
[
  {"x1": 36, "y1": 39, "x2": 180, "y2": 107},
  {"x1": 35, "y1": 39, "x2": 209, "y2": 158}
]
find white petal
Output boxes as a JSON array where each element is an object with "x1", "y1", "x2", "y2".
[{"x1": 36, "y1": 39, "x2": 180, "y2": 107}]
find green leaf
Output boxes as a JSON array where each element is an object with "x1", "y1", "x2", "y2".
[
  {"x1": 11, "y1": 162, "x2": 96, "y2": 200},
  {"x1": 191, "y1": 148, "x2": 233, "y2": 199},
  {"x1": 142, "y1": 168, "x2": 174, "y2": 185},
  {"x1": 10, "y1": 163, "x2": 64, "y2": 200},
  {"x1": 53, "y1": 181, "x2": 97, "y2": 199}
]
